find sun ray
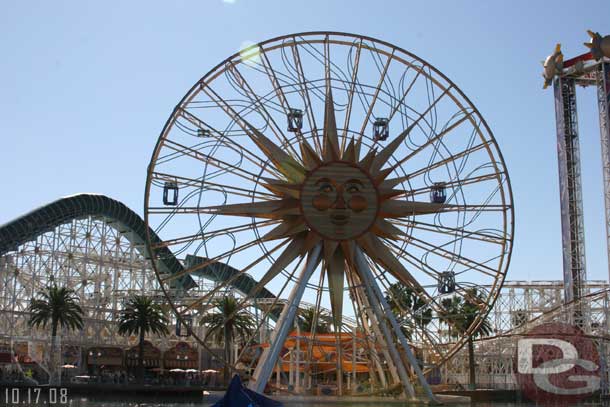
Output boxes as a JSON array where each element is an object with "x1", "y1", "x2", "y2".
[
  {"x1": 250, "y1": 234, "x2": 306, "y2": 294},
  {"x1": 245, "y1": 123, "x2": 307, "y2": 183},
  {"x1": 261, "y1": 218, "x2": 308, "y2": 241},
  {"x1": 300, "y1": 140, "x2": 322, "y2": 170},
  {"x1": 357, "y1": 233, "x2": 422, "y2": 291},
  {"x1": 371, "y1": 219, "x2": 404, "y2": 239},
  {"x1": 342, "y1": 137, "x2": 357, "y2": 163},
  {"x1": 261, "y1": 178, "x2": 301, "y2": 199},
  {"x1": 326, "y1": 246, "x2": 345, "y2": 330},
  {"x1": 359, "y1": 148, "x2": 377, "y2": 171},
  {"x1": 323, "y1": 240, "x2": 340, "y2": 262},
  {"x1": 323, "y1": 86, "x2": 341, "y2": 161},
  {"x1": 340, "y1": 240, "x2": 356, "y2": 266},
  {"x1": 303, "y1": 230, "x2": 323, "y2": 253}
]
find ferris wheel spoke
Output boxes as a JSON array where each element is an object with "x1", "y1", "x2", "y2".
[
  {"x1": 386, "y1": 110, "x2": 474, "y2": 175},
  {"x1": 162, "y1": 138, "x2": 263, "y2": 182},
  {"x1": 390, "y1": 218, "x2": 507, "y2": 246},
  {"x1": 147, "y1": 204, "x2": 298, "y2": 216},
  {"x1": 151, "y1": 172, "x2": 277, "y2": 201},
  {"x1": 366, "y1": 251, "x2": 444, "y2": 318},
  {"x1": 178, "y1": 107, "x2": 284, "y2": 179},
  {"x1": 149, "y1": 219, "x2": 280, "y2": 250},
  {"x1": 381, "y1": 237, "x2": 444, "y2": 281},
  {"x1": 225, "y1": 62, "x2": 301, "y2": 159},
  {"x1": 258, "y1": 50, "x2": 308, "y2": 148},
  {"x1": 179, "y1": 238, "x2": 292, "y2": 314},
  {"x1": 386, "y1": 65, "x2": 424, "y2": 123},
  {"x1": 356, "y1": 234, "x2": 440, "y2": 310},
  {"x1": 358, "y1": 50, "x2": 394, "y2": 136},
  {"x1": 380, "y1": 199, "x2": 446, "y2": 218},
  {"x1": 404, "y1": 139, "x2": 490, "y2": 181},
  {"x1": 341, "y1": 38, "x2": 363, "y2": 151},
  {"x1": 368, "y1": 91, "x2": 459, "y2": 177},
  {"x1": 204, "y1": 86, "x2": 307, "y2": 183},
  {"x1": 360, "y1": 82, "x2": 452, "y2": 152},
  {"x1": 290, "y1": 39, "x2": 322, "y2": 154},
  {"x1": 243, "y1": 234, "x2": 306, "y2": 299},
  {"x1": 160, "y1": 238, "x2": 265, "y2": 284},
  {"x1": 380, "y1": 200, "x2": 508, "y2": 218},
  {"x1": 389, "y1": 234, "x2": 500, "y2": 278},
  {"x1": 235, "y1": 254, "x2": 307, "y2": 364},
  {"x1": 439, "y1": 204, "x2": 509, "y2": 213},
  {"x1": 404, "y1": 171, "x2": 504, "y2": 200}
]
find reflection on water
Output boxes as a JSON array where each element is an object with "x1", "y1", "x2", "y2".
[
  {"x1": 5, "y1": 391, "x2": 608, "y2": 407},
  {"x1": 19, "y1": 399, "x2": 607, "y2": 407}
]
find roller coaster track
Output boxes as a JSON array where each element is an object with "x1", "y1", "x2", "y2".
[{"x1": 0, "y1": 194, "x2": 285, "y2": 315}]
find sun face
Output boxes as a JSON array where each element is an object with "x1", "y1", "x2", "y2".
[{"x1": 301, "y1": 162, "x2": 378, "y2": 241}]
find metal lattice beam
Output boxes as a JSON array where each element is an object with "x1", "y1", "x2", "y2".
[
  {"x1": 597, "y1": 62, "x2": 610, "y2": 284},
  {"x1": 553, "y1": 77, "x2": 587, "y2": 304}
]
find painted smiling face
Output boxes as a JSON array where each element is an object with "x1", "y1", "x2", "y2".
[{"x1": 301, "y1": 162, "x2": 378, "y2": 240}]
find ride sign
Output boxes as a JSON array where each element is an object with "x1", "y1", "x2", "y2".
[{"x1": 515, "y1": 322, "x2": 600, "y2": 404}]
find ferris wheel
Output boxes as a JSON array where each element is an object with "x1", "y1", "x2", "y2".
[{"x1": 144, "y1": 32, "x2": 513, "y2": 397}]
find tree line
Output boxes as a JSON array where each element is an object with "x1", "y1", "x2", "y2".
[{"x1": 27, "y1": 283, "x2": 491, "y2": 388}]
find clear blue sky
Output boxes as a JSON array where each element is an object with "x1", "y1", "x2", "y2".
[{"x1": 1, "y1": 0, "x2": 609, "y2": 283}]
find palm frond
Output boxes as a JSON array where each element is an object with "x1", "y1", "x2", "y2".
[
  {"x1": 118, "y1": 295, "x2": 170, "y2": 338},
  {"x1": 28, "y1": 284, "x2": 84, "y2": 333}
]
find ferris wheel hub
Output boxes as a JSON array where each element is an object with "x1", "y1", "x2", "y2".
[{"x1": 301, "y1": 161, "x2": 379, "y2": 241}]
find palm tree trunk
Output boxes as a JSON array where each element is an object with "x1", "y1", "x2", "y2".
[
  {"x1": 223, "y1": 324, "x2": 231, "y2": 385},
  {"x1": 50, "y1": 319, "x2": 59, "y2": 385},
  {"x1": 467, "y1": 336, "x2": 476, "y2": 390},
  {"x1": 138, "y1": 329, "x2": 145, "y2": 384}
]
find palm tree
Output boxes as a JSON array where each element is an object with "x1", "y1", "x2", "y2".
[
  {"x1": 28, "y1": 284, "x2": 84, "y2": 385},
  {"x1": 297, "y1": 307, "x2": 331, "y2": 334},
  {"x1": 439, "y1": 288, "x2": 492, "y2": 390},
  {"x1": 117, "y1": 295, "x2": 169, "y2": 383},
  {"x1": 384, "y1": 283, "x2": 432, "y2": 339},
  {"x1": 200, "y1": 295, "x2": 255, "y2": 383}
]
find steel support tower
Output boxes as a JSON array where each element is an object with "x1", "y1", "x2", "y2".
[
  {"x1": 554, "y1": 77, "x2": 587, "y2": 303},
  {"x1": 552, "y1": 47, "x2": 610, "y2": 304},
  {"x1": 597, "y1": 62, "x2": 610, "y2": 285}
]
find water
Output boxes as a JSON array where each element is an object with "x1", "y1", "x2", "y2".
[
  {"x1": 10, "y1": 398, "x2": 607, "y2": 407},
  {"x1": 3, "y1": 390, "x2": 607, "y2": 407}
]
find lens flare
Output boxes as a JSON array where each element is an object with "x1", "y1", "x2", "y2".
[{"x1": 239, "y1": 40, "x2": 261, "y2": 67}]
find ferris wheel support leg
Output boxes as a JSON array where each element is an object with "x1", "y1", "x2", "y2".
[
  {"x1": 355, "y1": 247, "x2": 440, "y2": 404},
  {"x1": 248, "y1": 243, "x2": 322, "y2": 394},
  {"x1": 350, "y1": 270, "x2": 398, "y2": 387},
  {"x1": 353, "y1": 249, "x2": 415, "y2": 399}
]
